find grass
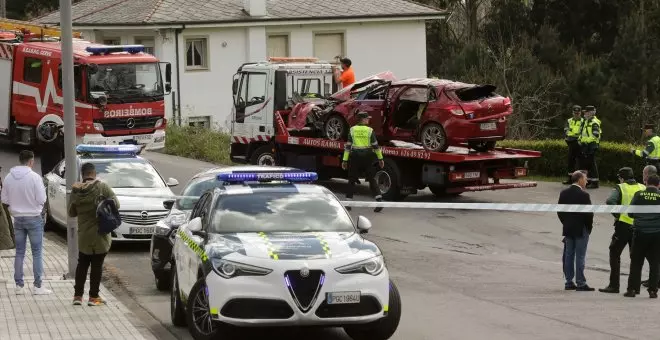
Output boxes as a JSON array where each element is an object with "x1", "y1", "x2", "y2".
[{"x1": 164, "y1": 124, "x2": 233, "y2": 165}]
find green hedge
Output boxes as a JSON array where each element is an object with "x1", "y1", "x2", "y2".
[
  {"x1": 498, "y1": 139, "x2": 647, "y2": 182},
  {"x1": 164, "y1": 124, "x2": 232, "y2": 164}
]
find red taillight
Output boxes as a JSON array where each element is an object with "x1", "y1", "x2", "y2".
[{"x1": 448, "y1": 105, "x2": 465, "y2": 116}]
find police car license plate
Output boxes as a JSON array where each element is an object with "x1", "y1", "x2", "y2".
[
  {"x1": 130, "y1": 227, "x2": 154, "y2": 235},
  {"x1": 480, "y1": 122, "x2": 497, "y2": 131},
  {"x1": 327, "y1": 291, "x2": 360, "y2": 304}
]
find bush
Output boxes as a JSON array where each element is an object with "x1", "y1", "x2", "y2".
[
  {"x1": 498, "y1": 139, "x2": 647, "y2": 182},
  {"x1": 164, "y1": 124, "x2": 232, "y2": 164}
]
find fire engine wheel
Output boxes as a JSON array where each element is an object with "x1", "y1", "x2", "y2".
[
  {"x1": 468, "y1": 141, "x2": 497, "y2": 152},
  {"x1": 420, "y1": 123, "x2": 449, "y2": 152},
  {"x1": 324, "y1": 115, "x2": 349, "y2": 141},
  {"x1": 249, "y1": 145, "x2": 277, "y2": 166},
  {"x1": 370, "y1": 159, "x2": 404, "y2": 201}
]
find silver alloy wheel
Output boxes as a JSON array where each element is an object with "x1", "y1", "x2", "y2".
[
  {"x1": 422, "y1": 124, "x2": 445, "y2": 151},
  {"x1": 374, "y1": 169, "x2": 392, "y2": 194},
  {"x1": 325, "y1": 117, "x2": 344, "y2": 140},
  {"x1": 192, "y1": 284, "x2": 215, "y2": 335},
  {"x1": 258, "y1": 153, "x2": 275, "y2": 166}
]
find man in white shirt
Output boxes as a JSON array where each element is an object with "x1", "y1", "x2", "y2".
[{"x1": 1, "y1": 150, "x2": 51, "y2": 295}]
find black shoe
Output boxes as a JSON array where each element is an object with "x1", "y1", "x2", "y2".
[
  {"x1": 599, "y1": 286, "x2": 619, "y2": 293},
  {"x1": 374, "y1": 198, "x2": 383, "y2": 213},
  {"x1": 576, "y1": 285, "x2": 595, "y2": 291},
  {"x1": 624, "y1": 290, "x2": 636, "y2": 297},
  {"x1": 649, "y1": 290, "x2": 658, "y2": 299},
  {"x1": 636, "y1": 289, "x2": 641, "y2": 294},
  {"x1": 565, "y1": 283, "x2": 577, "y2": 290},
  {"x1": 642, "y1": 280, "x2": 650, "y2": 288}
]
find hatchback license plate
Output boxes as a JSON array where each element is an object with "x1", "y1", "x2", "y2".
[
  {"x1": 327, "y1": 292, "x2": 361, "y2": 305},
  {"x1": 130, "y1": 227, "x2": 154, "y2": 235},
  {"x1": 464, "y1": 171, "x2": 480, "y2": 179},
  {"x1": 480, "y1": 122, "x2": 497, "y2": 131}
]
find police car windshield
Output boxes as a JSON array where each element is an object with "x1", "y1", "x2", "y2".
[
  {"x1": 211, "y1": 192, "x2": 354, "y2": 233},
  {"x1": 89, "y1": 159, "x2": 166, "y2": 188},
  {"x1": 178, "y1": 177, "x2": 220, "y2": 210}
]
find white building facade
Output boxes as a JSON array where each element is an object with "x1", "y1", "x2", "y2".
[{"x1": 37, "y1": 0, "x2": 446, "y2": 129}]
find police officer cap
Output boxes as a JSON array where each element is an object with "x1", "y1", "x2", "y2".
[
  {"x1": 572, "y1": 105, "x2": 581, "y2": 111},
  {"x1": 356, "y1": 111, "x2": 370, "y2": 119},
  {"x1": 618, "y1": 167, "x2": 634, "y2": 180},
  {"x1": 585, "y1": 105, "x2": 596, "y2": 111},
  {"x1": 643, "y1": 123, "x2": 655, "y2": 130}
]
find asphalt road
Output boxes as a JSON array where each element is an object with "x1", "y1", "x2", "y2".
[{"x1": 2, "y1": 147, "x2": 660, "y2": 340}]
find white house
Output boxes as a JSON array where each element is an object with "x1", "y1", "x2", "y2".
[{"x1": 36, "y1": 0, "x2": 447, "y2": 129}]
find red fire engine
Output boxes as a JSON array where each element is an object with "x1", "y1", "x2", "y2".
[
  {"x1": 229, "y1": 58, "x2": 542, "y2": 200},
  {"x1": 0, "y1": 19, "x2": 171, "y2": 150}
]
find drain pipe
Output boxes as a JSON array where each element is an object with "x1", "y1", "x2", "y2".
[{"x1": 174, "y1": 26, "x2": 184, "y2": 126}]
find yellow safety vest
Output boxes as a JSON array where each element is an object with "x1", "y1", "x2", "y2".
[
  {"x1": 342, "y1": 125, "x2": 383, "y2": 161},
  {"x1": 649, "y1": 136, "x2": 660, "y2": 160},
  {"x1": 580, "y1": 117, "x2": 601, "y2": 144},
  {"x1": 618, "y1": 182, "x2": 646, "y2": 225},
  {"x1": 566, "y1": 117, "x2": 583, "y2": 138}
]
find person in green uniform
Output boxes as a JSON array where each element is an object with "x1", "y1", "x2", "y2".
[
  {"x1": 599, "y1": 167, "x2": 645, "y2": 293},
  {"x1": 563, "y1": 105, "x2": 584, "y2": 184},
  {"x1": 341, "y1": 111, "x2": 385, "y2": 213},
  {"x1": 578, "y1": 105, "x2": 601, "y2": 188},
  {"x1": 632, "y1": 124, "x2": 660, "y2": 169}
]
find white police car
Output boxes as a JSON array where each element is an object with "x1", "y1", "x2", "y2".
[
  {"x1": 170, "y1": 169, "x2": 401, "y2": 340},
  {"x1": 44, "y1": 144, "x2": 179, "y2": 241}
]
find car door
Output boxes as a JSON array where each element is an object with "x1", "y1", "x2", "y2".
[
  {"x1": 385, "y1": 85, "x2": 434, "y2": 140},
  {"x1": 188, "y1": 193, "x2": 213, "y2": 283},
  {"x1": 177, "y1": 192, "x2": 210, "y2": 294},
  {"x1": 353, "y1": 81, "x2": 391, "y2": 136},
  {"x1": 45, "y1": 160, "x2": 67, "y2": 225}
]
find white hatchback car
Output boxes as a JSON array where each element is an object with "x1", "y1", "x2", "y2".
[
  {"x1": 170, "y1": 169, "x2": 402, "y2": 340},
  {"x1": 43, "y1": 144, "x2": 179, "y2": 241}
]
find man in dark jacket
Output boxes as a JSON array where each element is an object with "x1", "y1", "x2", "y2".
[
  {"x1": 557, "y1": 171, "x2": 595, "y2": 291},
  {"x1": 624, "y1": 174, "x2": 660, "y2": 298},
  {"x1": 68, "y1": 162, "x2": 119, "y2": 306},
  {"x1": 600, "y1": 167, "x2": 645, "y2": 293}
]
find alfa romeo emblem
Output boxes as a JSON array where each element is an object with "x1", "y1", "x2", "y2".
[
  {"x1": 300, "y1": 267, "x2": 310, "y2": 278},
  {"x1": 140, "y1": 211, "x2": 148, "y2": 219},
  {"x1": 126, "y1": 118, "x2": 136, "y2": 129}
]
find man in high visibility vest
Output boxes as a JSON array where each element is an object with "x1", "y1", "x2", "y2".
[
  {"x1": 578, "y1": 105, "x2": 601, "y2": 188},
  {"x1": 342, "y1": 111, "x2": 385, "y2": 212},
  {"x1": 631, "y1": 124, "x2": 660, "y2": 168},
  {"x1": 599, "y1": 167, "x2": 645, "y2": 294},
  {"x1": 563, "y1": 105, "x2": 584, "y2": 184}
]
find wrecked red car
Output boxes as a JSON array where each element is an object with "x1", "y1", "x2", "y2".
[{"x1": 289, "y1": 75, "x2": 512, "y2": 152}]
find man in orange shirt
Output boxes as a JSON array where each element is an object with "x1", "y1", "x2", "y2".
[{"x1": 335, "y1": 57, "x2": 355, "y2": 88}]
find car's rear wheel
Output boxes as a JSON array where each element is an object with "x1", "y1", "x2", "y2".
[
  {"x1": 344, "y1": 280, "x2": 402, "y2": 340},
  {"x1": 170, "y1": 265, "x2": 187, "y2": 327},
  {"x1": 155, "y1": 270, "x2": 171, "y2": 291},
  {"x1": 324, "y1": 115, "x2": 349, "y2": 141},
  {"x1": 420, "y1": 122, "x2": 448, "y2": 152},
  {"x1": 187, "y1": 278, "x2": 232, "y2": 340}
]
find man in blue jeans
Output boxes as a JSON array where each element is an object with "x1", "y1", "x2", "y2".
[
  {"x1": 0, "y1": 150, "x2": 51, "y2": 295},
  {"x1": 557, "y1": 171, "x2": 595, "y2": 291}
]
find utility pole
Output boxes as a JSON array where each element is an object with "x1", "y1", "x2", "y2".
[{"x1": 59, "y1": 0, "x2": 79, "y2": 278}]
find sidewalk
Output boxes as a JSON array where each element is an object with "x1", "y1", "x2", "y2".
[{"x1": 0, "y1": 234, "x2": 156, "y2": 340}]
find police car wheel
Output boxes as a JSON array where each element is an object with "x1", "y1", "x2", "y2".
[
  {"x1": 170, "y1": 265, "x2": 187, "y2": 327},
  {"x1": 344, "y1": 280, "x2": 402, "y2": 340},
  {"x1": 186, "y1": 278, "x2": 230, "y2": 339}
]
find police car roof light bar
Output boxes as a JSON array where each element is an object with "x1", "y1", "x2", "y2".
[
  {"x1": 217, "y1": 171, "x2": 318, "y2": 183},
  {"x1": 86, "y1": 45, "x2": 145, "y2": 55},
  {"x1": 75, "y1": 144, "x2": 141, "y2": 155}
]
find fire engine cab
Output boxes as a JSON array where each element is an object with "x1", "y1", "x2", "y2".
[
  {"x1": 229, "y1": 58, "x2": 542, "y2": 201},
  {"x1": 0, "y1": 19, "x2": 171, "y2": 150}
]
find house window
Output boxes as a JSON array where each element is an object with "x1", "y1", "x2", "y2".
[
  {"x1": 267, "y1": 35, "x2": 289, "y2": 57},
  {"x1": 23, "y1": 57, "x2": 43, "y2": 84},
  {"x1": 313, "y1": 33, "x2": 344, "y2": 62},
  {"x1": 188, "y1": 116, "x2": 211, "y2": 128},
  {"x1": 185, "y1": 38, "x2": 208, "y2": 69},
  {"x1": 135, "y1": 37, "x2": 155, "y2": 55},
  {"x1": 103, "y1": 38, "x2": 120, "y2": 45}
]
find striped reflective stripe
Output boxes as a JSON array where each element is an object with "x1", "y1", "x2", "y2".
[
  {"x1": 258, "y1": 232, "x2": 279, "y2": 260},
  {"x1": 313, "y1": 232, "x2": 332, "y2": 259}
]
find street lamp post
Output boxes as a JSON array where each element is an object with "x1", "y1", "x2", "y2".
[{"x1": 59, "y1": 0, "x2": 79, "y2": 278}]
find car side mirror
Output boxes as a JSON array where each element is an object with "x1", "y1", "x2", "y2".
[
  {"x1": 166, "y1": 178, "x2": 179, "y2": 187},
  {"x1": 356, "y1": 215, "x2": 372, "y2": 234},
  {"x1": 163, "y1": 200, "x2": 175, "y2": 210},
  {"x1": 188, "y1": 217, "x2": 202, "y2": 232}
]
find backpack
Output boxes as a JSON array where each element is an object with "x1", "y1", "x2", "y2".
[{"x1": 96, "y1": 197, "x2": 121, "y2": 234}]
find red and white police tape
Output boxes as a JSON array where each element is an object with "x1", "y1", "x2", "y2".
[{"x1": 112, "y1": 193, "x2": 660, "y2": 213}]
